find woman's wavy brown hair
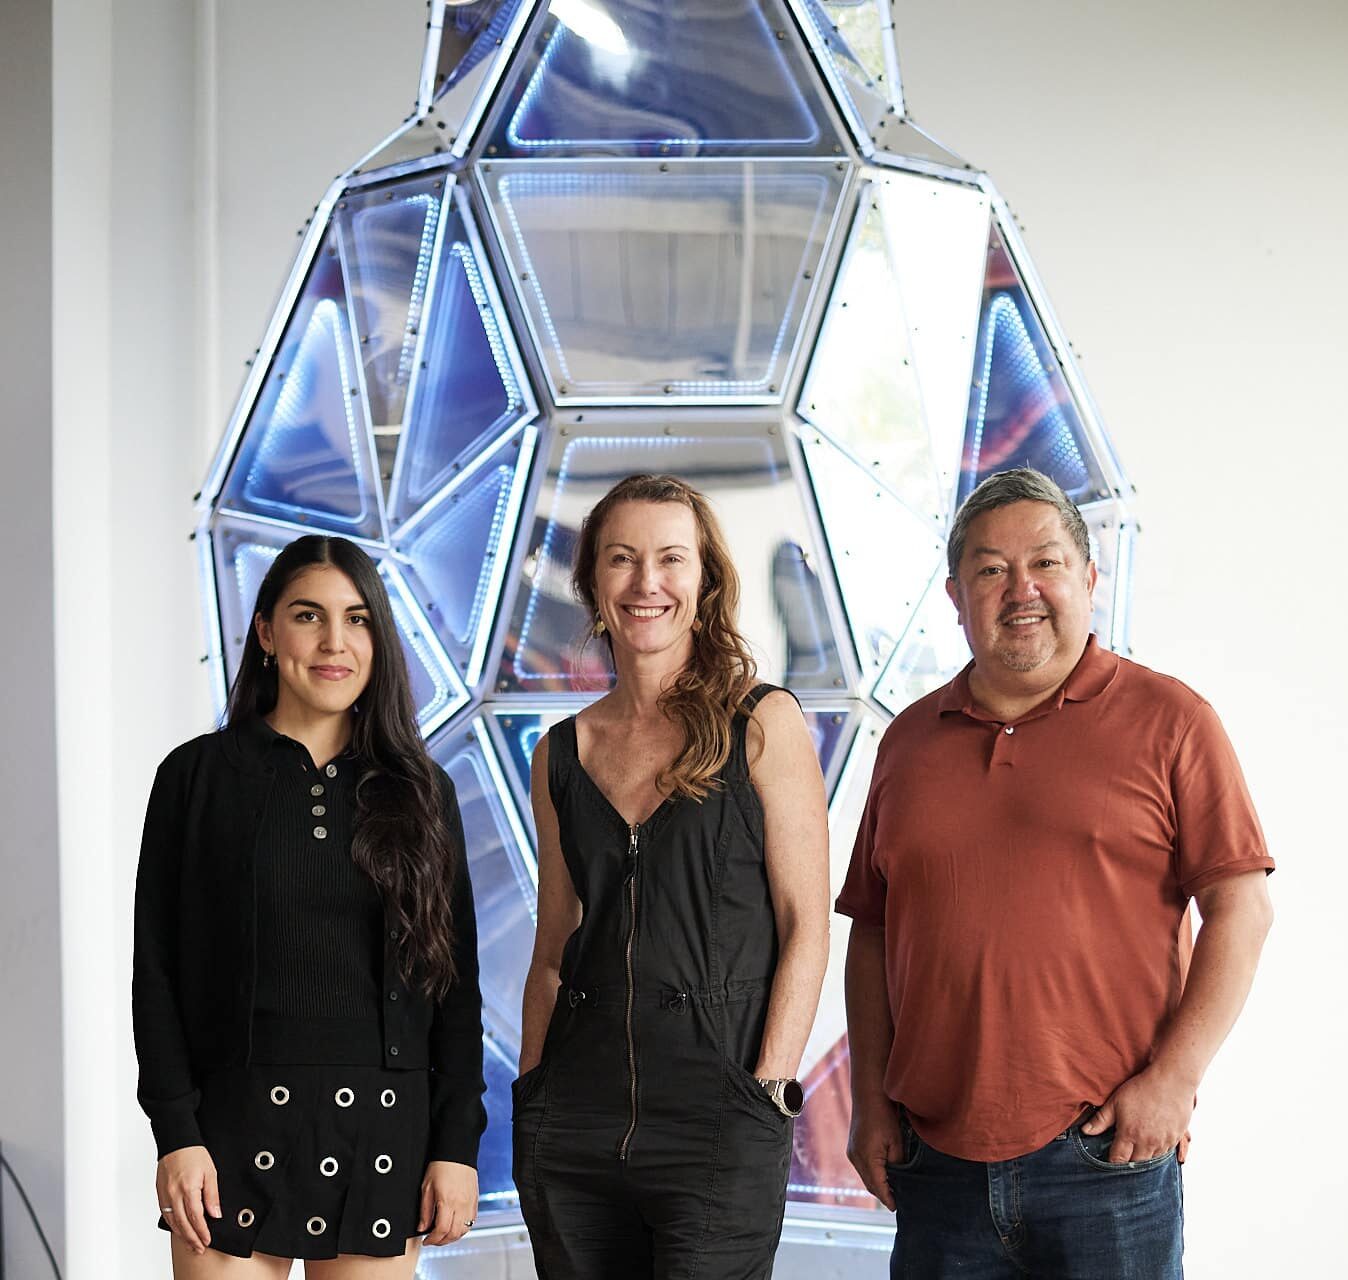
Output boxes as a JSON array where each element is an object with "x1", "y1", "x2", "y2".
[{"x1": 572, "y1": 473, "x2": 758, "y2": 800}]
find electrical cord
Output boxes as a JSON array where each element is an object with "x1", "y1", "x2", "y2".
[{"x1": 0, "y1": 1147, "x2": 63, "y2": 1280}]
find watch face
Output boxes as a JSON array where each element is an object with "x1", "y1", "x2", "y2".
[{"x1": 782, "y1": 1079, "x2": 804, "y2": 1115}]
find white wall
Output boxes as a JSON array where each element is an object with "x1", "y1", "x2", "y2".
[{"x1": 31, "y1": 0, "x2": 1346, "y2": 1275}]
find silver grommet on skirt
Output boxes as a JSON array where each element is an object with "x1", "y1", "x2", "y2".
[
  {"x1": 319, "y1": 1156, "x2": 339, "y2": 1177},
  {"x1": 254, "y1": 1150, "x2": 275, "y2": 1171},
  {"x1": 374, "y1": 1153, "x2": 393, "y2": 1173},
  {"x1": 269, "y1": 1085, "x2": 289, "y2": 1106},
  {"x1": 380, "y1": 1088, "x2": 396, "y2": 1108},
  {"x1": 306, "y1": 1216, "x2": 327, "y2": 1236},
  {"x1": 237, "y1": 1208, "x2": 255, "y2": 1228},
  {"x1": 334, "y1": 1087, "x2": 355, "y2": 1107},
  {"x1": 372, "y1": 1218, "x2": 391, "y2": 1239}
]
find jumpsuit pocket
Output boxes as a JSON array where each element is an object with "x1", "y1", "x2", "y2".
[
  {"x1": 722, "y1": 1060, "x2": 792, "y2": 1129},
  {"x1": 510, "y1": 1060, "x2": 550, "y2": 1111}
]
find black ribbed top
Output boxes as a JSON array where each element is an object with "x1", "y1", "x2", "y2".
[{"x1": 251, "y1": 724, "x2": 385, "y2": 1064}]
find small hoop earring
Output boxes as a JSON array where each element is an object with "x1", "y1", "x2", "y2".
[
  {"x1": 591, "y1": 616, "x2": 606, "y2": 638},
  {"x1": 263, "y1": 651, "x2": 275, "y2": 669}
]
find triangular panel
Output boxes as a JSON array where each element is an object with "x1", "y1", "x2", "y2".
[
  {"x1": 485, "y1": 706, "x2": 579, "y2": 836},
  {"x1": 798, "y1": 184, "x2": 943, "y2": 524},
  {"x1": 1083, "y1": 499, "x2": 1135, "y2": 655},
  {"x1": 800, "y1": 431, "x2": 945, "y2": 683},
  {"x1": 430, "y1": 0, "x2": 535, "y2": 151},
  {"x1": 872, "y1": 566, "x2": 970, "y2": 717},
  {"x1": 496, "y1": 427, "x2": 845, "y2": 692},
  {"x1": 484, "y1": 0, "x2": 842, "y2": 157},
  {"x1": 960, "y1": 218, "x2": 1111, "y2": 505},
  {"x1": 791, "y1": 0, "x2": 903, "y2": 151},
  {"x1": 336, "y1": 175, "x2": 448, "y2": 484},
  {"x1": 221, "y1": 233, "x2": 383, "y2": 539},
  {"x1": 871, "y1": 171, "x2": 989, "y2": 517},
  {"x1": 393, "y1": 428, "x2": 536, "y2": 685},
  {"x1": 480, "y1": 160, "x2": 845, "y2": 401},
  {"x1": 389, "y1": 198, "x2": 531, "y2": 524},
  {"x1": 379, "y1": 562, "x2": 471, "y2": 733}
]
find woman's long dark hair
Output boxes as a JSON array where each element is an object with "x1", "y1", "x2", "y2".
[{"x1": 226, "y1": 535, "x2": 460, "y2": 999}]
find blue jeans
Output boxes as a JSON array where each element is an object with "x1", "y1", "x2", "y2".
[{"x1": 886, "y1": 1113, "x2": 1183, "y2": 1279}]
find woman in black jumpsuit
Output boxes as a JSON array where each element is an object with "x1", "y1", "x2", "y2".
[{"x1": 515, "y1": 475, "x2": 831, "y2": 1279}]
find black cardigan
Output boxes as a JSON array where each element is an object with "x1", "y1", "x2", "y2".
[{"x1": 132, "y1": 721, "x2": 487, "y2": 1164}]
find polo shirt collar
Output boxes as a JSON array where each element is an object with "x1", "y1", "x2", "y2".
[{"x1": 937, "y1": 634, "x2": 1120, "y2": 719}]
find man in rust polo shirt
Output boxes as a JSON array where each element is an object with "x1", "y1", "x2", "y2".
[{"x1": 839, "y1": 468, "x2": 1273, "y2": 1278}]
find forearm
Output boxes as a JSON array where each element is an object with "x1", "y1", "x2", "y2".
[
  {"x1": 1148, "y1": 898, "x2": 1272, "y2": 1090},
  {"x1": 844, "y1": 924, "x2": 894, "y2": 1107},
  {"x1": 518, "y1": 960, "x2": 561, "y2": 1073},
  {"x1": 754, "y1": 915, "x2": 829, "y2": 1077}
]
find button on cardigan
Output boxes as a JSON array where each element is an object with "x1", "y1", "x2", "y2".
[{"x1": 132, "y1": 718, "x2": 486, "y2": 1164}]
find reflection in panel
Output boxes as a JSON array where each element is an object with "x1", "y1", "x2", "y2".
[
  {"x1": 799, "y1": 430, "x2": 944, "y2": 684},
  {"x1": 389, "y1": 194, "x2": 532, "y2": 527},
  {"x1": 433, "y1": 0, "x2": 529, "y2": 126},
  {"x1": 872, "y1": 568, "x2": 970, "y2": 717},
  {"x1": 394, "y1": 428, "x2": 536, "y2": 684},
  {"x1": 485, "y1": 0, "x2": 840, "y2": 157},
  {"x1": 496, "y1": 430, "x2": 844, "y2": 693},
  {"x1": 485, "y1": 707, "x2": 577, "y2": 839},
  {"x1": 799, "y1": 182, "x2": 943, "y2": 525},
  {"x1": 220, "y1": 232, "x2": 383, "y2": 539},
  {"x1": 480, "y1": 161, "x2": 845, "y2": 400},
  {"x1": 431, "y1": 722, "x2": 538, "y2": 1208},
  {"x1": 1083, "y1": 500, "x2": 1135, "y2": 654},
  {"x1": 960, "y1": 219, "x2": 1110, "y2": 506},
  {"x1": 379, "y1": 562, "x2": 471, "y2": 734}
]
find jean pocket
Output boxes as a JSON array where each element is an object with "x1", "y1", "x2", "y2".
[
  {"x1": 884, "y1": 1110, "x2": 924, "y2": 1176},
  {"x1": 1070, "y1": 1125, "x2": 1176, "y2": 1173}
]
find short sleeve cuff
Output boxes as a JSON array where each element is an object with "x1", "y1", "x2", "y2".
[
  {"x1": 834, "y1": 894, "x2": 885, "y2": 927},
  {"x1": 1181, "y1": 856, "x2": 1275, "y2": 899}
]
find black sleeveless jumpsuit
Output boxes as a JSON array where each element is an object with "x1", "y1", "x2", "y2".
[{"x1": 513, "y1": 685, "x2": 795, "y2": 1279}]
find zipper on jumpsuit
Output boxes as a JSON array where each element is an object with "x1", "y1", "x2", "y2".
[{"x1": 619, "y1": 822, "x2": 639, "y2": 1160}]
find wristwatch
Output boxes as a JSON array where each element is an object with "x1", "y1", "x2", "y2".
[{"x1": 756, "y1": 1076, "x2": 804, "y2": 1117}]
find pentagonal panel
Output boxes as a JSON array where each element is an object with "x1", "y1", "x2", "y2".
[
  {"x1": 209, "y1": 513, "x2": 468, "y2": 733},
  {"x1": 220, "y1": 230, "x2": 384, "y2": 539},
  {"x1": 960, "y1": 217, "x2": 1111, "y2": 505},
  {"x1": 798, "y1": 180, "x2": 942, "y2": 525},
  {"x1": 393, "y1": 426, "x2": 537, "y2": 686},
  {"x1": 479, "y1": 160, "x2": 846, "y2": 402},
  {"x1": 494, "y1": 425, "x2": 846, "y2": 693},
  {"x1": 429, "y1": 718, "x2": 537, "y2": 1209},
  {"x1": 483, "y1": 0, "x2": 843, "y2": 157},
  {"x1": 387, "y1": 191, "x2": 534, "y2": 527},
  {"x1": 798, "y1": 429, "x2": 944, "y2": 684}
]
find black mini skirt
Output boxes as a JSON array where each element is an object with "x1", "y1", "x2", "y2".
[{"x1": 160, "y1": 1063, "x2": 429, "y2": 1260}]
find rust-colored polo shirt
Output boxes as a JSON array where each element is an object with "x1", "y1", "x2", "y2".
[{"x1": 836, "y1": 636, "x2": 1273, "y2": 1162}]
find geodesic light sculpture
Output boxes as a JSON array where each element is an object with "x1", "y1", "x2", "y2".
[{"x1": 196, "y1": 0, "x2": 1134, "y2": 1249}]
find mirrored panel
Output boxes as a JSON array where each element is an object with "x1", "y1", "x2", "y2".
[
  {"x1": 432, "y1": 0, "x2": 531, "y2": 144},
  {"x1": 389, "y1": 197, "x2": 530, "y2": 525},
  {"x1": 335, "y1": 176, "x2": 446, "y2": 481},
  {"x1": 393, "y1": 429, "x2": 536, "y2": 683},
  {"x1": 799, "y1": 430, "x2": 944, "y2": 683},
  {"x1": 792, "y1": 0, "x2": 901, "y2": 150},
  {"x1": 430, "y1": 722, "x2": 539, "y2": 1207},
  {"x1": 872, "y1": 566, "x2": 970, "y2": 717},
  {"x1": 799, "y1": 185, "x2": 943, "y2": 524},
  {"x1": 485, "y1": 707, "x2": 578, "y2": 838},
  {"x1": 484, "y1": 0, "x2": 840, "y2": 157},
  {"x1": 1083, "y1": 499, "x2": 1134, "y2": 655},
  {"x1": 960, "y1": 219, "x2": 1111, "y2": 506},
  {"x1": 868, "y1": 170, "x2": 989, "y2": 509},
  {"x1": 495, "y1": 427, "x2": 845, "y2": 692},
  {"x1": 480, "y1": 160, "x2": 845, "y2": 401},
  {"x1": 220, "y1": 232, "x2": 384, "y2": 539},
  {"x1": 379, "y1": 562, "x2": 471, "y2": 733}
]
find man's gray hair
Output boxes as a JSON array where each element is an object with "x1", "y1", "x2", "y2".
[{"x1": 947, "y1": 468, "x2": 1091, "y2": 578}]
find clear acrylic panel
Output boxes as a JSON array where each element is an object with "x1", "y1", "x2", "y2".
[
  {"x1": 792, "y1": 0, "x2": 901, "y2": 150},
  {"x1": 393, "y1": 430, "x2": 533, "y2": 681},
  {"x1": 484, "y1": 0, "x2": 841, "y2": 157},
  {"x1": 432, "y1": 0, "x2": 531, "y2": 147},
  {"x1": 431, "y1": 724, "x2": 538, "y2": 1207},
  {"x1": 476, "y1": 1034, "x2": 521, "y2": 1210},
  {"x1": 220, "y1": 232, "x2": 384, "y2": 539},
  {"x1": 798, "y1": 186, "x2": 943, "y2": 525},
  {"x1": 379, "y1": 562, "x2": 470, "y2": 733},
  {"x1": 481, "y1": 160, "x2": 845, "y2": 400},
  {"x1": 872, "y1": 566, "x2": 970, "y2": 716},
  {"x1": 335, "y1": 177, "x2": 446, "y2": 480},
  {"x1": 389, "y1": 200, "x2": 529, "y2": 525},
  {"x1": 873, "y1": 116, "x2": 970, "y2": 167},
  {"x1": 799, "y1": 430, "x2": 944, "y2": 683},
  {"x1": 1082, "y1": 500, "x2": 1134, "y2": 654},
  {"x1": 495, "y1": 427, "x2": 844, "y2": 693},
  {"x1": 211, "y1": 518, "x2": 286, "y2": 679},
  {"x1": 487, "y1": 707, "x2": 577, "y2": 836},
  {"x1": 960, "y1": 219, "x2": 1111, "y2": 506}
]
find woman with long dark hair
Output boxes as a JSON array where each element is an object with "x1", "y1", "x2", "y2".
[
  {"x1": 133, "y1": 535, "x2": 485, "y2": 1277},
  {"x1": 514, "y1": 475, "x2": 831, "y2": 1278}
]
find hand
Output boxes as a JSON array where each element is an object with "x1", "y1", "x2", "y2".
[
  {"x1": 1081, "y1": 1065, "x2": 1196, "y2": 1164},
  {"x1": 155, "y1": 1146, "x2": 221, "y2": 1254},
  {"x1": 846, "y1": 1096, "x2": 904, "y2": 1210},
  {"x1": 418, "y1": 1160, "x2": 478, "y2": 1246}
]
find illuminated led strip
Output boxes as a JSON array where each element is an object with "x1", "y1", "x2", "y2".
[{"x1": 471, "y1": 719, "x2": 539, "y2": 890}]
